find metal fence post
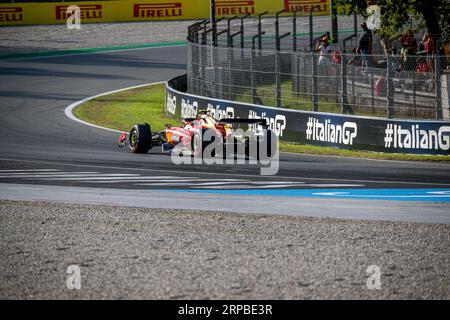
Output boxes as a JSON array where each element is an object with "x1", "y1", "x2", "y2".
[
  {"x1": 312, "y1": 52, "x2": 318, "y2": 111},
  {"x1": 435, "y1": 56, "x2": 443, "y2": 119},
  {"x1": 293, "y1": 11, "x2": 297, "y2": 52},
  {"x1": 309, "y1": 10, "x2": 314, "y2": 51},
  {"x1": 276, "y1": 52, "x2": 281, "y2": 108},
  {"x1": 251, "y1": 46, "x2": 256, "y2": 104},
  {"x1": 258, "y1": 11, "x2": 268, "y2": 51},
  {"x1": 187, "y1": 42, "x2": 193, "y2": 94},
  {"x1": 200, "y1": 34, "x2": 206, "y2": 96},
  {"x1": 370, "y1": 66, "x2": 375, "y2": 112},
  {"x1": 351, "y1": 64, "x2": 356, "y2": 109},
  {"x1": 213, "y1": 46, "x2": 218, "y2": 98},
  {"x1": 303, "y1": 49, "x2": 307, "y2": 99},
  {"x1": 240, "y1": 14, "x2": 250, "y2": 49},
  {"x1": 228, "y1": 46, "x2": 231, "y2": 100},
  {"x1": 275, "y1": 10, "x2": 290, "y2": 108},
  {"x1": 387, "y1": 55, "x2": 395, "y2": 118},
  {"x1": 296, "y1": 53, "x2": 301, "y2": 98},
  {"x1": 230, "y1": 46, "x2": 234, "y2": 100},
  {"x1": 275, "y1": 12, "x2": 281, "y2": 108},
  {"x1": 226, "y1": 16, "x2": 237, "y2": 47},
  {"x1": 412, "y1": 66, "x2": 416, "y2": 115},
  {"x1": 258, "y1": 14, "x2": 262, "y2": 51},
  {"x1": 239, "y1": 14, "x2": 250, "y2": 97},
  {"x1": 291, "y1": 11, "x2": 298, "y2": 97},
  {"x1": 330, "y1": 0, "x2": 338, "y2": 43},
  {"x1": 340, "y1": 53, "x2": 348, "y2": 113},
  {"x1": 275, "y1": 12, "x2": 280, "y2": 51}
]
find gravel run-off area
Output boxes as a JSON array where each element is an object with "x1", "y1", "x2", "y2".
[{"x1": 0, "y1": 200, "x2": 448, "y2": 299}]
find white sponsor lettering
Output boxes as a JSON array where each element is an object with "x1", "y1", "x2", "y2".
[
  {"x1": 306, "y1": 117, "x2": 357, "y2": 145},
  {"x1": 384, "y1": 124, "x2": 450, "y2": 151},
  {"x1": 166, "y1": 92, "x2": 176, "y2": 115},
  {"x1": 249, "y1": 110, "x2": 286, "y2": 137},
  {"x1": 181, "y1": 98, "x2": 198, "y2": 118},
  {"x1": 206, "y1": 103, "x2": 235, "y2": 119}
]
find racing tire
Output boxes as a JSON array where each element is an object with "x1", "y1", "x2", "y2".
[
  {"x1": 191, "y1": 129, "x2": 220, "y2": 158},
  {"x1": 191, "y1": 131, "x2": 203, "y2": 158},
  {"x1": 129, "y1": 123, "x2": 152, "y2": 154}
]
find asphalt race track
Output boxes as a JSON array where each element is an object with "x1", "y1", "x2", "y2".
[
  {"x1": 1, "y1": 44, "x2": 450, "y2": 299},
  {"x1": 0, "y1": 45, "x2": 450, "y2": 223}
]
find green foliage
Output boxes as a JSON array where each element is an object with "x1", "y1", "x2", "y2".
[{"x1": 335, "y1": 0, "x2": 450, "y2": 43}]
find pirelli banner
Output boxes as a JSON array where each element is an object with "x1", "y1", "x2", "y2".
[
  {"x1": 0, "y1": 0, "x2": 331, "y2": 26},
  {"x1": 166, "y1": 75, "x2": 450, "y2": 155}
]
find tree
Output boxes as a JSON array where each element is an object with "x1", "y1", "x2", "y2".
[{"x1": 335, "y1": 0, "x2": 450, "y2": 46}]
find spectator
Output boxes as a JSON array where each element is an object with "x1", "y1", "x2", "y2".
[
  {"x1": 399, "y1": 30, "x2": 417, "y2": 71},
  {"x1": 333, "y1": 50, "x2": 341, "y2": 64},
  {"x1": 320, "y1": 32, "x2": 330, "y2": 40},
  {"x1": 314, "y1": 31, "x2": 331, "y2": 52},
  {"x1": 421, "y1": 31, "x2": 435, "y2": 73},
  {"x1": 419, "y1": 31, "x2": 435, "y2": 54},
  {"x1": 348, "y1": 48, "x2": 363, "y2": 66},
  {"x1": 322, "y1": 31, "x2": 333, "y2": 44},
  {"x1": 317, "y1": 37, "x2": 332, "y2": 65},
  {"x1": 357, "y1": 22, "x2": 372, "y2": 70}
]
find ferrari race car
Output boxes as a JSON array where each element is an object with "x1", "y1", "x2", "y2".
[{"x1": 118, "y1": 111, "x2": 276, "y2": 159}]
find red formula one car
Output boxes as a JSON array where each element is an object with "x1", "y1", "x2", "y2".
[{"x1": 118, "y1": 111, "x2": 275, "y2": 159}]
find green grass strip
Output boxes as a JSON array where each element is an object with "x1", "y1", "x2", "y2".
[{"x1": 73, "y1": 83, "x2": 450, "y2": 162}]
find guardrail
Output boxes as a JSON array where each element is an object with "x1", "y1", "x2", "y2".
[{"x1": 167, "y1": 74, "x2": 450, "y2": 155}]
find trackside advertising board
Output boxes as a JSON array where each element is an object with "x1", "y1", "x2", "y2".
[
  {"x1": 0, "y1": 0, "x2": 330, "y2": 26},
  {"x1": 166, "y1": 75, "x2": 450, "y2": 155}
]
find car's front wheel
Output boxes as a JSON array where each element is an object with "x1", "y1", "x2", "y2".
[{"x1": 129, "y1": 124, "x2": 152, "y2": 154}]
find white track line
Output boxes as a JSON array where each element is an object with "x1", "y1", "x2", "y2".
[
  {"x1": 75, "y1": 176, "x2": 199, "y2": 182},
  {"x1": 39, "y1": 176, "x2": 200, "y2": 181},
  {"x1": 301, "y1": 184, "x2": 365, "y2": 187},
  {"x1": 0, "y1": 173, "x2": 140, "y2": 179},
  {"x1": 0, "y1": 169, "x2": 61, "y2": 172},
  {"x1": 325, "y1": 194, "x2": 450, "y2": 199},
  {"x1": 136, "y1": 182, "x2": 249, "y2": 187},
  {"x1": 64, "y1": 82, "x2": 165, "y2": 134},
  {"x1": 0, "y1": 171, "x2": 98, "y2": 177},
  {"x1": 190, "y1": 183, "x2": 365, "y2": 189},
  {"x1": 191, "y1": 181, "x2": 304, "y2": 186},
  {"x1": 86, "y1": 179, "x2": 245, "y2": 183},
  {"x1": 2, "y1": 157, "x2": 449, "y2": 187},
  {"x1": 39, "y1": 177, "x2": 232, "y2": 182},
  {"x1": 189, "y1": 184, "x2": 308, "y2": 189}
]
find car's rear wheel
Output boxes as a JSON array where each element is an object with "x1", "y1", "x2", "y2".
[
  {"x1": 191, "y1": 129, "x2": 221, "y2": 158},
  {"x1": 191, "y1": 131, "x2": 203, "y2": 157},
  {"x1": 129, "y1": 124, "x2": 152, "y2": 154}
]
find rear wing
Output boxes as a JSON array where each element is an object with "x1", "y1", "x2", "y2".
[{"x1": 218, "y1": 118, "x2": 268, "y2": 128}]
